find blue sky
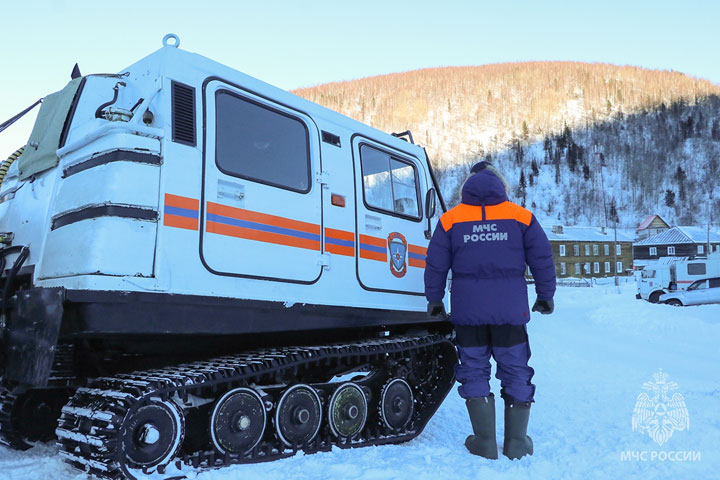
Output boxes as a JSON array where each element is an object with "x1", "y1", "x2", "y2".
[{"x1": 2, "y1": 0, "x2": 719, "y2": 155}]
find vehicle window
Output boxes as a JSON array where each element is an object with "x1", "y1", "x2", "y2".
[
  {"x1": 709, "y1": 278, "x2": 720, "y2": 288},
  {"x1": 688, "y1": 280, "x2": 707, "y2": 291},
  {"x1": 642, "y1": 270, "x2": 656, "y2": 279},
  {"x1": 361, "y1": 145, "x2": 420, "y2": 218},
  {"x1": 215, "y1": 90, "x2": 310, "y2": 193},
  {"x1": 687, "y1": 263, "x2": 706, "y2": 275}
]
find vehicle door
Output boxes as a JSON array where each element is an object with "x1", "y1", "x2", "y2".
[
  {"x1": 707, "y1": 278, "x2": 720, "y2": 304},
  {"x1": 352, "y1": 138, "x2": 429, "y2": 295},
  {"x1": 684, "y1": 279, "x2": 709, "y2": 305},
  {"x1": 201, "y1": 81, "x2": 323, "y2": 283}
]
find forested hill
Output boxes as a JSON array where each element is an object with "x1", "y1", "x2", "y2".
[{"x1": 294, "y1": 62, "x2": 720, "y2": 228}]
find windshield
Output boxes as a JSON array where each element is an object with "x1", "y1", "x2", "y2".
[
  {"x1": 642, "y1": 269, "x2": 656, "y2": 279},
  {"x1": 688, "y1": 280, "x2": 708, "y2": 291}
]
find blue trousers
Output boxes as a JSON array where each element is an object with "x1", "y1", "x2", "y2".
[{"x1": 454, "y1": 324, "x2": 535, "y2": 403}]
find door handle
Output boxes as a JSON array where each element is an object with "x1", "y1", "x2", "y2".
[{"x1": 365, "y1": 214, "x2": 382, "y2": 231}]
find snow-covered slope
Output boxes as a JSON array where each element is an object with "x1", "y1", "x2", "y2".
[
  {"x1": 295, "y1": 63, "x2": 720, "y2": 228},
  {"x1": 2, "y1": 282, "x2": 718, "y2": 479}
]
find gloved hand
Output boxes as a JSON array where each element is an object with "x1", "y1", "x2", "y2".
[
  {"x1": 532, "y1": 298, "x2": 554, "y2": 315},
  {"x1": 427, "y1": 301, "x2": 446, "y2": 317}
]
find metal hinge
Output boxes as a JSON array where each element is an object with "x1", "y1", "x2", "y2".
[
  {"x1": 317, "y1": 252, "x2": 331, "y2": 270},
  {"x1": 315, "y1": 171, "x2": 329, "y2": 188}
]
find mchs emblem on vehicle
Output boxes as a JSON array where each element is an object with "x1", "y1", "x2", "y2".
[
  {"x1": 631, "y1": 369, "x2": 690, "y2": 446},
  {"x1": 387, "y1": 232, "x2": 408, "y2": 278}
]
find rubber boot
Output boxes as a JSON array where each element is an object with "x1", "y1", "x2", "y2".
[
  {"x1": 503, "y1": 402, "x2": 533, "y2": 460},
  {"x1": 464, "y1": 394, "x2": 499, "y2": 459}
]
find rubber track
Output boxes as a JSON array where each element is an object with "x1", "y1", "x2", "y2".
[
  {"x1": 56, "y1": 334, "x2": 456, "y2": 479},
  {"x1": 0, "y1": 388, "x2": 27, "y2": 449}
]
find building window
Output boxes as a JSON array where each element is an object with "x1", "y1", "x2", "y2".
[
  {"x1": 574, "y1": 263, "x2": 581, "y2": 275},
  {"x1": 560, "y1": 262, "x2": 566, "y2": 275},
  {"x1": 616, "y1": 262, "x2": 623, "y2": 273},
  {"x1": 215, "y1": 90, "x2": 311, "y2": 193},
  {"x1": 594, "y1": 262, "x2": 600, "y2": 273},
  {"x1": 585, "y1": 245, "x2": 590, "y2": 256},
  {"x1": 573, "y1": 245, "x2": 580, "y2": 256},
  {"x1": 604, "y1": 244, "x2": 610, "y2": 256},
  {"x1": 593, "y1": 244, "x2": 599, "y2": 256},
  {"x1": 584, "y1": 262, "x2": 590, "y2": 274},
  {"x1": 668, "y1": 246, "x2": 676, "y2": 255},
  {"x1": 698, "y1": 245, "x2": 704, "y2": 255},
  {"x1": 616, "y1": 244, "x2": 622, "y2": 255},
  {"x1": 649, "y1": 247, "x2": 657, "y2": 256},
  {"x1": 559, "y1": 245, "x2": 566, "y2": 257},
  {"x1": 605, "y1": 262, "x2": 611, "y2": 273}
]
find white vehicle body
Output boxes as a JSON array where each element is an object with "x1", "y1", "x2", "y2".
[
  {"x1": 636, "y1": 253, "x2": 720, "y2": 302},
  {"x1": 660, "y1": 277, "x2": 720, "y2": 306},
  {"x1": 0, "y1": 39, "x2": 449, "y2": 343}
]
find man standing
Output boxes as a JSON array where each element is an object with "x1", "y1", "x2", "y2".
[{"x1": 424, "y1": 162, "x2": 556, "y2": 460}]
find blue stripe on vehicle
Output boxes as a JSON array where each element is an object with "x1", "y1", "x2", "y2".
[
  {"x1": 207, "y1": 213, "x2": 322, "y2": 242},
  {"x1": 164, "y1": 205, "x2": 198, "y2": 219},
  {"x1": 325, "y1": 237, "x2": 354, "y2": 248},
  {"x1": 408, "y1": 252, "x2": 426, "y2": 260},
  {"x1": 360, "y1": 243, "x2": 386, "y2": 254}
]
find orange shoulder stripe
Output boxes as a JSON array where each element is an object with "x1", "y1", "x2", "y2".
[
  {"x1": 440, "y1": 201, "x2": 532, "y2": 229},
  {"x1": 485, "y1": 201, "x2": 532, "y2": 226}
]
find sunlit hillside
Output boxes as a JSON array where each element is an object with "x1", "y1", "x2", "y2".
[{"x1": 295, "y1": 62, "x2": 720, "y2": 228}]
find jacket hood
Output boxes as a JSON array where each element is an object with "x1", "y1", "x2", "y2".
[{"x1": 461, "y1": 170, "x2": 508, "y2": 206}]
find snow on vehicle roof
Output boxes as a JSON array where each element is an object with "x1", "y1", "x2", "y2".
[
  {"x1": 542, "y1": 225, "x2": 635, "y2": 243},
  {"x1": 634, "y1": 226, "x2": 720, "y2": 246}
]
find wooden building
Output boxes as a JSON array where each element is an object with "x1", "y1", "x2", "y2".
[
  {"x1": 633, "y1": 226, "x2": 720, "y2": 268},
  {"x1": 540, "y1": 225, "x2": 634, "y2": 279},
  {"x1": 636, "y1": 214, "x2": 670, "y2": 240}
]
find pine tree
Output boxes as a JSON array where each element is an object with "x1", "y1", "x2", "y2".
[
  {"x1": 554, "y1": 161, "x2": 561, "y2": 185},
  {"x1": 582, "y1": 163, "x2": 591, "y2": 181},
  {"x1": 522, "y1": 121, "x2": 530, "y2": 139},
  {"x1": 567, "y1": 142, "x2": 578, "y2": 172},
  {"x1": 664, "y1": 189, "x2": 676, "y2": 207},
  {"x1": 712, "y1": 120, "x2": 720, "y2": 140},
  {"x1": 531, "y1": 158, "x2": 539, "y2": 175},
  {"x1": 517, "y1": 171, "x2": 527, "y2": 207}
]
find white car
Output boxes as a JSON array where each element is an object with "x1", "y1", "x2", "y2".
[{"x1": 660, "y1": 277, "x2": 720, "y2": 306}]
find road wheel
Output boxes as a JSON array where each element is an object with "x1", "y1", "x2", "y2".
[
  {"x1": 666, "y1": 299, "x2": 683, "y2": 307},
  {"x1": 648, "y1": 291, "x2": 662, "y2": 303}
]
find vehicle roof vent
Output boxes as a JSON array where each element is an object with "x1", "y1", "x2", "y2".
[{"x1": 172, "y1": 81, "x2": 196, "y2": 146}]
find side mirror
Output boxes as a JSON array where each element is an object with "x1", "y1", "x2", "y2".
[
  {"x1": 424, "y1": 188, "x2": 436, "y2": 240},
  {"x1": 425, "y1": 188, "x2": 436, "y2": 219}
]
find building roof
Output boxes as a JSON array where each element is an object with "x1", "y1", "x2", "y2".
[
  {"x1": 634, "y1": 226, "x2": 720, "y2": 246},
  {"x1": 543, "y1": 225, "x2": 635, "y2": 243},
  {"x1": 636, "y1": 214, "x2": 670, "y2": 232}
]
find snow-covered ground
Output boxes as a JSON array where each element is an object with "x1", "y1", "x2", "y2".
[{"x1": 2, "y1": 283, "x2": 719, "y2": 479}]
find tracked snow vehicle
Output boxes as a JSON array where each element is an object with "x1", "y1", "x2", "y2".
[{"x1": 0, "y1": 35, "x2": 456, "y2": 478}]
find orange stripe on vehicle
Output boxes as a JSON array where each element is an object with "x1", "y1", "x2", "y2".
[
  {"x1": 164, "y1": 215, "x2": 198, "y2": 231},
  {"x1": 325, "y1": 228, "x2": 354, "y2": 241},
  {"x1": 360, "y1": 250, "x2": 387, "y2": 262},
  {"x1": 165, "y1": 193, "x2": 199, "y2": 210},
  {"x1": 409, "y1": 244, "x2": 427, "y2": 256},
  {"x1": 207, "y1": 221, "x2": 321, "y2": 251},
  {"x1": 207, "y1": 202, "x2": 321, "y2": 235},
  {"x1": 326, "y1": 244, "x2": 354, "y2": 257},
  {"x1": 409, "y1": 258, "x2": 426, "y2": 268},
  {"x1": 359, "y1": 234, "x2": 386, "y2": 248}
]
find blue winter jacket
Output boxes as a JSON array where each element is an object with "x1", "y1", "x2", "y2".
[{"x1": 424, "y1": 170, "x2": 556, "y2": 325}]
